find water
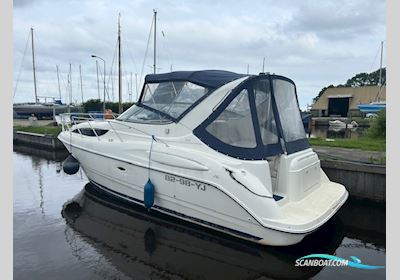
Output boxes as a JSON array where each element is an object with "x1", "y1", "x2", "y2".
[
  {"x1": 13, "y1": 146, "x2": 386, "y2": 280},
  {"x1": 310, "y1": 126, "x2": 367, "y2": 139}
]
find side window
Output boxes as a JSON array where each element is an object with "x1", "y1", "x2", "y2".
[
  {"x1": 273, "y1": 80, "x2": 305, "y2": 142},
  {"x1": 253, "y1": 80, "x2": 279, "y2": 145},
  {"x1": 205, "y1": 89, "x2": 257, "y2": 148}
]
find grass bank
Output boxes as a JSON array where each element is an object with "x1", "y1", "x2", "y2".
[
  {"x1": 14, "y1": 125, "x2": 62, "y2": 136},
  {"x1": 309, "y1": 137, "x2": 385, "y2": 152}
]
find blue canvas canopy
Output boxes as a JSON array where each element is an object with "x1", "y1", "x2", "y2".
[{"x1": 145, "y1": 70, "x2": 247, "y2": 89}]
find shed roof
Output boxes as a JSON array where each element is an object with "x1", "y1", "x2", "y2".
[{"x1": 311, "y1": 86, "x2": 386, "y2": 110}]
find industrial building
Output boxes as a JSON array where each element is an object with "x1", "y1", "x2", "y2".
[{"x1": 310, "y1": 85, "x2": 386, "y2": 117}]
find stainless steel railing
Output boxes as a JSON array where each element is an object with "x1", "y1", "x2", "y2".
[{"x1": 59, "y1": 113, "x2": 168, "y2": 146}]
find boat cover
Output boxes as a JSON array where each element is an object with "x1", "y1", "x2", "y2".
[{"x1": 145, "y1": 70, "x2": 247, "y2": 89}]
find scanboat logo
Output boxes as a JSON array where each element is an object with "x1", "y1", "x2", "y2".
[{"x1": 295, "y1": 254, "x2": 384, "y2": 270}]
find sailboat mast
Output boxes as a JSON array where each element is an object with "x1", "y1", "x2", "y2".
[
  {"x1": 79, "y1": 64, "x2": 84, "y2": 104},
  {"x1": 262, "y1": 57, "x2": 265, "y2": 73},
  {"x1": 130, "y1": 72, "x2": 133, "y2": 102},
  {"x1": 69, "y1": 63, "x2": 72, "y2": 106},
  {"x1": 118, "y1": 13, "x2": 122, "y2": 114},
  {"x1": 56, "y1": 65, "x2": 61, "y2": 100},
  {"x1": 135, "y1": 73, "x2": 138, "y2": 101},
  {"x1": 67, "y1": 64, "x2": 71, "y2": 113},
  {"x1": 31, "y1": 27, "x2": 38, "y2": 103},
  {"x1": 378, "y1": 41, "x2": 383, "y2": 86},
  {"x1": 153, "y1": 9, "x2": 157, "y2": 74}
]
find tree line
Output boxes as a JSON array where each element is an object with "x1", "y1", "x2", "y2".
[
  {"x1": 313, "y1": 67, "x2": 386, "y2": 102},
  {"x1": 82, "y1": 99, "x2": 134, "y2": 113}
]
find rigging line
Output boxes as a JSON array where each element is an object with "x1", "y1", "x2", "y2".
[
  {"x1": 122, "y1": 44, "x2": 133, "y2": 102},
  {"x1": 139, "y1": 16, "x2": 154, "y2": 91},
  {"x1": 13, "y1": 30, "x2": 31, "y2": 100},
  {"x1": 107, "y1": 39, "x2": 118, "y2": 88},
  {"x1": 101, "y1": 65, "x2": 111, "y2": 101},
  {"x1": 161, "y1": 31, "x2": 173, "y2": 71},
  {"x1": 106, "y1": 39, "x2": 118, "y2": 102},
  {"x1": 122, "y1": 36, "x2": 139, "y2": 75},
  {"x1": 61, "y1": 71, "x2": 69, "y2": 103},
  {"x1": 97, "y1": 65, "x2": 110, "y2": 101},
  {"x1": 368, "y1": 43, "x2": 381, "y2": 73},
  {"x1": 158, "y1": 17, "x2": 174, "y2": 71},
  {"x1": 59, "y1": 69, "x2": 69, "y2": 96},
  {"x1": 374, "y1": 79, "x2": 386, "y2": 101}
]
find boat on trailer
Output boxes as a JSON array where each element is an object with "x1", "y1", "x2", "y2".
[{"x1": 58, "y1": 70, "x2": 348, "y2": 246}]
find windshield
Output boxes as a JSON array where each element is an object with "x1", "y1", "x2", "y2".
[
  {"x1": 117, "y1": 81, "x2": 209, "y2": 124},
  {"x1": 117, "y1": 104, "x2": 172, "y2": 124},
  {"x1": 141, "y1": 81, "x2": 209, "y2": 119}
]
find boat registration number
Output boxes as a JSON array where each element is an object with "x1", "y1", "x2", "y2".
[{"x1": 164, "y1": 174, "x2": 207, "y2": 191}]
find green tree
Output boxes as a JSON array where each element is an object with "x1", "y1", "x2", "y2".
[
  {"x1": 345, "y1": 68, "x2": 386, "y2": 87},
  {"x1": 82, "y1": 99, "x2": 102, "y2": 112},
  {"x1": 367, "y1": 109, "x2": 386, "y2": 138},
  {"x1": 313, "y1": 67, "x2": 386, "y2": 102},
  {"x1": 82, "y1": 99, "x2": 134, "y2": 113},
  {"x1": 313, "y1": 85, "x2": 334, "y2": 102}
]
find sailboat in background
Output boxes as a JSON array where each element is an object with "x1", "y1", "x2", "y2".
[
  {"x1": 13, "y1": 28, "x2": 78, "y2": 119},
  {"x1": 357, "y1": 41, "x2": 386, "y2": 114}
]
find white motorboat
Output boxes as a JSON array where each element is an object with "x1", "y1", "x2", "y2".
[
  {"x1": 58, "y1": 70, "x2": 348, "y2": 246},
  {"x1": 329, "y1": 120, "x2": 358, "y2": 128}
]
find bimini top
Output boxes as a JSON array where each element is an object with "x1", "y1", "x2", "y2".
[{"x1": 145, "y1": 70, "x2": 247, "y2": 89}]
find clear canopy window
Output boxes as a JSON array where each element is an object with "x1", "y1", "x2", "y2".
[
  {"x1": 142, "y1": 81, "x2": 209, "y2": 119},
  {"x1": 194, "y1": 76, "x2": 307, "y2": 159},
  {"x1": 273, "y1": 79, "x2": 305, "y2": 142},
  {"x1": 253, "y1": 80, "x2": 279, "y2": 145},
  {"x1": 206, "y1": 89, "x2": 257, "y2": 148},
  {"x1": 117, "y1": 81, "x2": 208, "y2": 123}
]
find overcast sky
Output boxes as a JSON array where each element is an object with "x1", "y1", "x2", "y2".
[{"x1": 13, "y1": 0, "x2": 386, "y2": 109}]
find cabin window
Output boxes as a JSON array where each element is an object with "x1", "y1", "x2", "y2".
[
  {"x1": 72, "y1": 128, "x2": 109, "y2": 136},
  {"x1": 205, "y1": 89, "x2": 257, "y2": 148},
  {"x1": 273, "y1": 79, "x2": 305, "y2": 142},
  {"x1": 141, "y1": 81, "x2": 208, "y2": 119},
  {"x1": 253, "y1": 80, "x2": 279, "y2": 145}
]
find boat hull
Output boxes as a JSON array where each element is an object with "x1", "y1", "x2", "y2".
[
  {"x1": 13, "y1": 104, "x2": 80, "y2": 119},
  {"x1": 69, "y1": 145, "x2": 310, "y2": 246},
  {"x1": 60, "y1": 136, "x2": 348, "y2": 246}
]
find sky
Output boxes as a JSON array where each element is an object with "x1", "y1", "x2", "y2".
[{"x1": 13, "y1": 0, "x2": 386, "y2": 109}]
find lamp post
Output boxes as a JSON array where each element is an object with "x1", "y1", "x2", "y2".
[{"x1": 91, "y1": 55, "x2": 106, "y2": 114}]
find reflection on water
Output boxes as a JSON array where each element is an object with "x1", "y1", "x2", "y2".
[
  {"x1": 62, "y1": 184, "x2": 344, "y2": 280},
  {"x1": 310, "y1": 126, "x2": 367, "y2": 139},
  {"x1": 13, "y1": 148, "x2": 385, "y2": 280}
]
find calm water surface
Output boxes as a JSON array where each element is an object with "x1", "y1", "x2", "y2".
[
  {"x1": 310, "y1": 126, "x2": 367, "y2": 139},
  {"x1": 13, "y1": 146, "x2": 385, "y2": 280}
]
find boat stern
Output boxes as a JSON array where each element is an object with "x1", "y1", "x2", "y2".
[{"x1": 256, "y1": 177, "x2": 348, "y2": 246}]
